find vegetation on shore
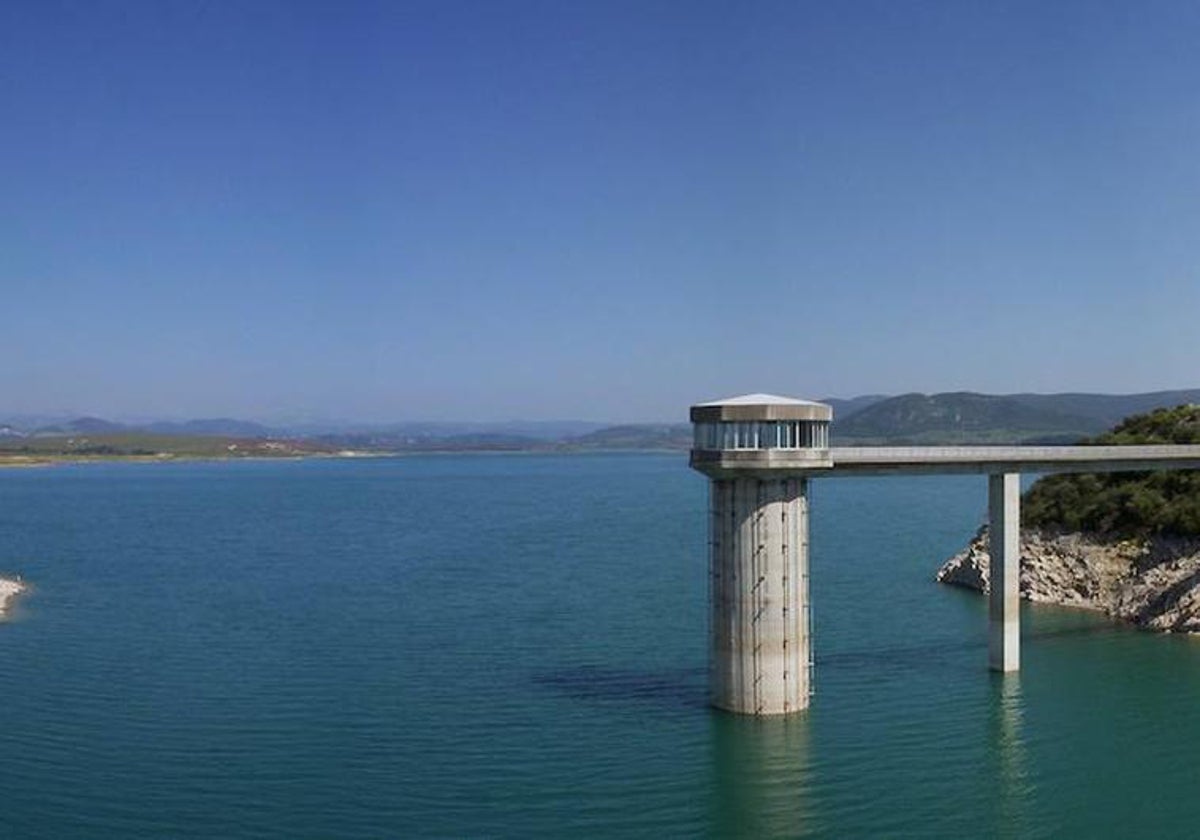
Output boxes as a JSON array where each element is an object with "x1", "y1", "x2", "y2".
[
  {"x1": 0, "y1": 433, "x2": 337, "y2": 465},
  {"x1": 1023, "y1": 405, "x2": 1200, "y2": 537}
]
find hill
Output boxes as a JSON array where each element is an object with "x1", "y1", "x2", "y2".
[
  {"x1": 820, "y1": 394, "x2": 890, "y2": 420},
  {"x1": 567, "y1": 424, "x2": 691, "y2": 450},
  {"x1": 6, "y1": 390, "x2": 1200, "y2": 454},
  {"x1": 833, "y1": 392, "x2": 1096, "y2": 444},
  {"x1": 1023, "y1": 405, "x2": 1200, "y2": 537},
  {"x1": 34, "y1": 416, "x2": 127, "y2": 436},
  {"x1": 143, "y1": 418, "x2": 278, "y2": 437},
  {"x1": 832, "y1": 389, "x2": 1200, "y2": 444},
  {"x1": 1008, "y1": 389, "x2": 1200, "y2": 430}
]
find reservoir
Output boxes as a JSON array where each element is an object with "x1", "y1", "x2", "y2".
[{"x1": 1, "y1": 454, "x2": 1198, "y2": 837}]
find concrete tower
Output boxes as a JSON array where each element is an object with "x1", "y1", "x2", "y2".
[{"x1": 690, "y1": 394, "x2": 833, "y2": 715}]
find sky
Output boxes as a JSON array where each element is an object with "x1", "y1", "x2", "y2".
[{"x1": 4, "y1": 0, "x2": 1200, "y2": 423}]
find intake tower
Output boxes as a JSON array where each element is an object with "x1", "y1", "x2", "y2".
[
  {"x1": 689, "y1": 394, "x2": 833, "y2": 715},
  {"x1": 690, "y1": 392, "x2": 1200, "y2": 717}
]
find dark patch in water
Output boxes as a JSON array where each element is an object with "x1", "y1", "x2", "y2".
[
  {"x1": 534, "y1": 665, "x2": 707, "y2": 710},
  {"x1": 817, "y1": 619, "x2": 1124, "y2": 675}
]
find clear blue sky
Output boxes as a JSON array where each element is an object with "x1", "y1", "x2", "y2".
[{"x1": 5, "y1": 0, "x2": 1199, "y2": 422}]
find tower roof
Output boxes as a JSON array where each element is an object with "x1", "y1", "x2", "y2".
[
  {"x1": 690, "y1": 393, "x2": 833, "y2": 423},
  {"x1": 695, "y1": 393, "x2": 828, "y2": 408}
]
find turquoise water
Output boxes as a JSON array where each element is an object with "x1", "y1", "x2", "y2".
[{"x1": 1, "y1": 454, "x2": 1199, "y2": 837}]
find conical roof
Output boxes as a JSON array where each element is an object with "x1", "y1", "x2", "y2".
[
  {"x1": 695, "y1": 393, "x2": 829, "y2": 408},
  {"x1": 690, "y1": 393, "x2": 832, "y2": 422}
]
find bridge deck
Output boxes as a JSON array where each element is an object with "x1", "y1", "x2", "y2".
[{"x1": 826, "y1": 445, "x2": 1200, "y2": 476}]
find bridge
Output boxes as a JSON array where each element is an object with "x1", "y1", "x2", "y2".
[{"x1": 690, "y1": 394, "x2": 1200, "y2": 716}]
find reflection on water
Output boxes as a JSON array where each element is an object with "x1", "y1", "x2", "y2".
[
  {"x1": 990, "y1": 673, "x2": 1032, "y2": 838},
  {"x1": 710, "y1": 713, "x2": 815, "y2": 838}
]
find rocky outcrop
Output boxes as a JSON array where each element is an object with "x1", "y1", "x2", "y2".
[
  {"x1": 937, "y1": 527, "x2": 1200, "y2": 633},
  {"x1": 0, "y1": 576, "x2": 27, "y2": 619}
]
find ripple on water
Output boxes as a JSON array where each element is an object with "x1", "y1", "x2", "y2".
[{"x1": 2, "y1": 459, "x2": 1200, "y2": 837}]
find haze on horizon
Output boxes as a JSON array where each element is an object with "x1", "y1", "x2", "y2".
[{"x1": 5, "y1": 1, "x2": 1199, "y2": 425}]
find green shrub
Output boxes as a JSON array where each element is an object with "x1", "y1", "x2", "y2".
[{"x1": 1023, "y1": 405, "x2": 1200, "y2": 537}]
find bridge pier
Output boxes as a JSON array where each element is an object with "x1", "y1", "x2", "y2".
[{"x1": 988, "y1": 473, "x2": 1020, "y2": 672}]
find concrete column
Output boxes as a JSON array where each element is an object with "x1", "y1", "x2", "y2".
[
  {"x1": 709, "y1": 477, "x2": 810, "y2": 715},
  {"x1": 988, "y1": 472, "x2": 1020, "y2": 672}
]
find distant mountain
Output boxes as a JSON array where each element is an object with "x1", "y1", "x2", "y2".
[
  {"x1": 404, "y1": 433, "x2": 543, "y2": 451},
  {"x1": 23, "y1": 416, "x2": 277, "y2": 438},
  {"x1": 1007, "y1": 390, "x2": 1200, "y2": 431},
  {"x1": 290, "y1": 420, "x2": 606, "y2": 439},
  {"x1": 568, "y1": 424, "x2": 691, "y2": 450},
  {"x1": 832, "y1": 390, "x2": 1200, "y2": 444},
  {"x1": 834, "y1": 392, "x2": 1097, "y2": 444},
  {"x1": 34, "y1": 416, "x2": 128, "y2": 435},
  {"x1": 143, "y1": 418, "x2": 278, "y2": 438},
  {"x1": 6, "y1": 390, "x2": 1199, "y2": 451},
  {"x1": 821, "y1": 394, "x2": 890, "y2": 421},
  {"x1": 461, "y1": 420, "x2": 606, "y2": 439},
  {"x1": 0, "y1": 414, "x2": 78, "y2": 431}
]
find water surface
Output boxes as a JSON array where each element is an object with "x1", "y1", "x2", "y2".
[{"x1": 1, "y1": 455, "x2": 1197, "y2": 837}]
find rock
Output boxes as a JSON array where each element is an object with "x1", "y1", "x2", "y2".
[
  {"x1": 935, "y1": 527, "x2": 1200, "y2": 633},
  {"x1": 0, "y1": 576, "x2": 27, "y2": 618},
  {"x1": 935, "y1": 525, "x2": 990, "y2": 593}
]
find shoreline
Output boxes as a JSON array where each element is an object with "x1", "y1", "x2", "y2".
[
  {"x1": 937, "y1": 526, "x2": 1200, "y2": 634},
  {"x1": 0, "y1": 576, "x2": 27, "y2": 618},
  {"x1": 0, "y1": 451, "x2": 386, "y2": 469},
  {"x1": 0, "y1": 448, "x2": 686, "y2": 469}
]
